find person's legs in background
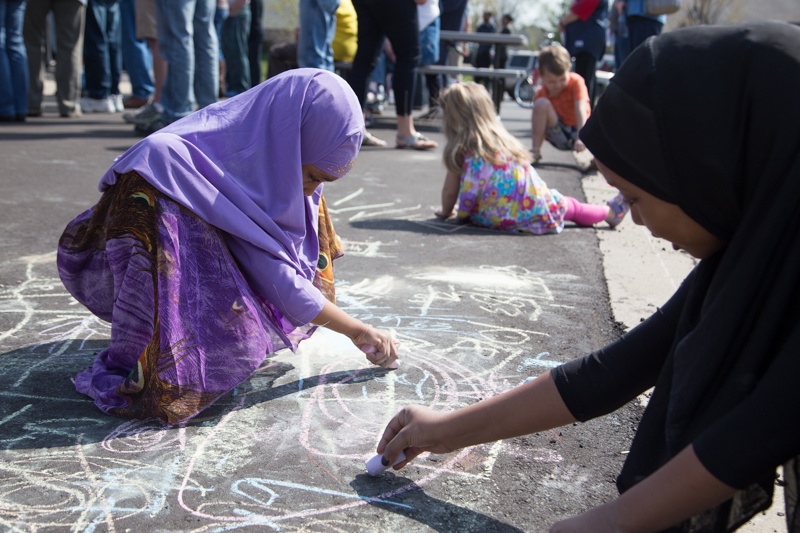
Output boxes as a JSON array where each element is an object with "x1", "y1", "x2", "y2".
[
  {"x1": 119, "y1": 0, "x2": 154, "y2": 108},
  {"x1": 82, "y1": 0, "x2": 122, "y2": 113},
  {"x1": 213, "y1": 1, "x2": 228, "y2": 98},
  {"x1": 247, "y1": 0, "x2": 263, "y2": 85},
  {"x1": 23, "y1": 0, "x2": 47, "y2": 116},
  {"x1": 349, "y1": 0, "x2": 387, "y2": 146},
  {"x1": 126, "y1": 0, "x2": 166, "y2": 132},
  {"x1": 436, "y1": 0, "x2": 467, "y2": 88},
  {"x1": 192, "y1": 0, "x2": 218, "y2": 109},
  {"x1": 107, "y1": 0, "x2": 122, "y2": 110},
  {"x1": 51, "y1": 0, "x2": 85, "y2": 117},
  {"x1": 572, "y1": 51, "x2": 597, "y2": 110},
  {"x1": 626, "y1": 15, "x2": 662, "y2": 52},
  {"x1": 380, "y1": 1, "x2": 435, "y2": 148},
  {"x1": 0, "y1": 0, "x2": 29, "y2": 121},
  {"x1": 156, "y1": 0, "x2": 195, "y2": 123},
  {"x1": 297, "y1": 0, "x2": 338, "y2": 71},
  {"x1": 220, "y1": 0, "x2": 250, "y2": 96},
  {"x1": 417, "y1": 16, "x2": 440, "y2": 120}
]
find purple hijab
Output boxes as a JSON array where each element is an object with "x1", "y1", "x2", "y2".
[{"x1": 98, "y1": 69, "x2": 363, "y2": 326}]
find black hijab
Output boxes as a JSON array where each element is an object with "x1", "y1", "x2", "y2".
[{"x1": 582, "y1": 21, "x2": 800, "y2": 532}]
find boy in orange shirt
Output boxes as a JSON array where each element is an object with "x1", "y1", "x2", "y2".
[{"x1": 530, "y1": 45, "x2": 591, "y2": 164}]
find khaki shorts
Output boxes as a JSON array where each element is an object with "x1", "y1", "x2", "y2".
[{"x1": 135, "y1": 0, "x2": 157, "y2": 40}]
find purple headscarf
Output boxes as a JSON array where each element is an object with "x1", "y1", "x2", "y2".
[{"x1": 98, "y1": 69, "x2": 364, "y2": 326}]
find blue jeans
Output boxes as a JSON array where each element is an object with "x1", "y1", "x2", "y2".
[
  {"x1": 0, "y1": 0, "x2": 28, "y2": 117},
  {"x1": 83, "y1": 0, "x2": 122, "y2": 99},
  {"x1": 119, "y1": 0, "x2": 153, "y2": 99},
  {"x1": 297, "y1": 0, "x2": 338, "y2": 71},
  {"x1": 220, "y1": 3, "x2": 250, "y2": 95},
  {"x1": 156, "y1": 0, "x2": 218, "y2": 122},
  {"x1": 213, "y1": 6, "x2": 228, "y2": 60}
]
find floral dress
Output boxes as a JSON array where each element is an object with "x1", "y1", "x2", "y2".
[{"x1": 456, "y1": 153, "x2": 567, "y2": 234}]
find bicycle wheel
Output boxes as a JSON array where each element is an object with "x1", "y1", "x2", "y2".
[
  {"x1": 514, "y1": 71, "x2": 539, "y2": 109},
  {"x1": 514, "y1": 76, "x2": 534, "y2": 108}
]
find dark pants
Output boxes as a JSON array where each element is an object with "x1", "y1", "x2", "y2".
[
  {"x1": 220, "y1": 3, "x2": 250, "y2": 95},
  {"x1": 573, "y1": 52, "x2": 598, "y2": 110},
  {"x1": 437, "y1": 0, "x2": 467, "y2": 65},
  {"x1": 349, "y1": 0, "x2": 419, "y2": 117},
  {"x1": 248, "y1": 0, "x2": 263, "y2": 85},
  {"x1": 627, "y1": 16, "x2": 663, "y2": 54}
]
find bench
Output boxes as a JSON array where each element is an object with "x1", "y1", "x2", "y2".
[
  {"x1": 418, "y1": 65, "x2": 525, "y2": 110},
  {"x1": 430, "y1": 30, "x2": 530, "y2": 111}
]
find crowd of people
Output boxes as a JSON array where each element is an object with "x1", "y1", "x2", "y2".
[
  {"x1": 5, "y1": 1, "x2": 799, "y2": 531},
  {"x1": 0, "y1": 0, "x2": 264, "y2": 133}
]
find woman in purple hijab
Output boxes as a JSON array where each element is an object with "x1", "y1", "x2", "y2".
[{"x1": 57, "y1": 69, "x2": 399, "y2": 424}]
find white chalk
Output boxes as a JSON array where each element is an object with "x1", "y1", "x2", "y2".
[{"x1": 365, "y1": 451, "x2": 406, "y2": 476}]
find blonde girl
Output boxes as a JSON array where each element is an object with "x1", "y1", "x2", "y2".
[{"x1": 435, "y1": 82, "x2": 628, "y2": 233}]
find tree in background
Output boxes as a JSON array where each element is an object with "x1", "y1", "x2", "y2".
[{"x1": 677, "y1": 0, "x2": 743, "y2": 27}]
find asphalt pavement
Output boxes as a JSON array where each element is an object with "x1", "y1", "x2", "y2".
[{"x1": 0, "y1": 80, "x2": 784, "y2": 532}]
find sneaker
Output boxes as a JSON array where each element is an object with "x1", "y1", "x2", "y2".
[
  {"x1": 134, "y1": 118, "x2": 166, "y2": 137},
  {"x1": 80, "y1": 96, "x2": 116, "y2": 113},
  {"x1": 531, "y1": 150, "x2": 542, "y2": 165},
  {"x1": 606, "y1": 192, "x2": 630, "y2": 229},
  {"x1": 60, "y1": 105, "x2": 82, "y2": 118},
  {"x1": 123, "y1": 102, "x2": 163, "y2": 126},
  {"x1": 112, "y1": 94, "x2": 124, "y2": 112}
]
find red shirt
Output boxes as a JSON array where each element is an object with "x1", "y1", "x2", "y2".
[{"x1": 571, "y1": 0, "x2": 602, "y2": 20}]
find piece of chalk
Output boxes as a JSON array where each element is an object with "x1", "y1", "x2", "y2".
[
  {"x1": 361, "y1": 344, "x2": 401, "y2": 369},
  {"x1": 365, "y1": 451, "x2": 406, "y2": 476}
]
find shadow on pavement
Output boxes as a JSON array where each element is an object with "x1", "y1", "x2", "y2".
[
  {"x1": 0, "y1": 126, "x2": 138, "y2": 143},
  {"x1": 0, "y1": 340, "x2": 395, "y2": 450},
  {"x1": 349, "y1": 217, "x2": 529, "y2": 236},
  {"x1": 351, "y1": 474, "x2": 525, "y2": 532}
]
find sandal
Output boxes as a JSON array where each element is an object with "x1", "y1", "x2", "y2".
[
  {"x1": 362, "y1": 131, "x2": 387, "y2": 147},
  {"x1": 396, "y1": 132, "x2": 437, "y2": 150}
]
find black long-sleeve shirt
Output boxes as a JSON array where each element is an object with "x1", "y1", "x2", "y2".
[{"x1": 552, "y1": 277, "x2": 800, "y2": 489}]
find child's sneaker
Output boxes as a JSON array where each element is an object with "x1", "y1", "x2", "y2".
[{"x1": 606, "y1": 192, "x2": 630, "y2": 229}]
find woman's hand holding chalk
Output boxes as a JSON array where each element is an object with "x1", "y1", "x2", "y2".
[{"x1": 365, "y1": 451, "x2": 406, "y2": 476}]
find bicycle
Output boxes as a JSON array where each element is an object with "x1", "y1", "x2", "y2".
[{"x1": 510, "y1": 34, "x2": 554, "y2": 109}]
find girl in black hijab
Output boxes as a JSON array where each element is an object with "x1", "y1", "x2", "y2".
[{"x1": 374, "y1": 21, "x2": 800, "y2": 532}]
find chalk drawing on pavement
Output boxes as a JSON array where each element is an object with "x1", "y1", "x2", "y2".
[{"x1": 0, "y1": 245, "x2": 587, "y2": 530}]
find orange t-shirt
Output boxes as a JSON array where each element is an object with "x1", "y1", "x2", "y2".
[{"x1": 535, "y1": 72, "x2": 590, "y2": 127}]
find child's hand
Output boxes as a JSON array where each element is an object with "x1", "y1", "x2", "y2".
[
  {"x1": 434, "y1": 208, "x2": 454, "y2": 219},
  {"x1": 574, "y1": 139, "x2": 586, "y2": 152},
  {"x1": 352, "y1": 326, "x2": 399, "y2": 369}
]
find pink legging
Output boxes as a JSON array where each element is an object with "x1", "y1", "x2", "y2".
[{"x1": 563, "y1": 196, "x2": 609, "y2": 226}]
